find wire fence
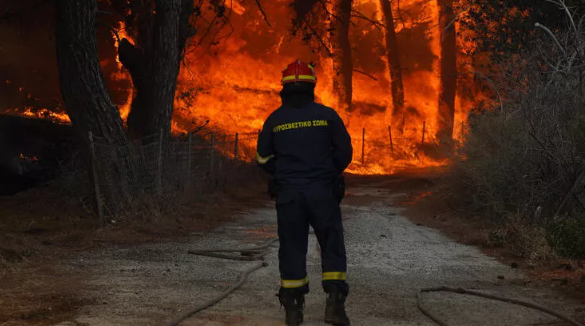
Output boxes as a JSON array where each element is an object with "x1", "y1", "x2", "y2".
[
  {"x1": 87, "y1": 122, "x2": 462, "y2": 220},
  {"x1": 349, "y1": 121, "x2": 466, "y2": 166},
  {"x1": 89, "y1": 130, "x2": 262, "y2": 221}
]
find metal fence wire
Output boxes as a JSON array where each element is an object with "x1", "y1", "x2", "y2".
[
  {"x1": 88, "y1": 130, "x2": 262, "y2": 220},
  {"x1": 87, "y1": 123, "x2": 460, "y2": 219}
]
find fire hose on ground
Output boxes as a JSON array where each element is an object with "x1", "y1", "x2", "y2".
[
  {"x1": 417, "y1": 286, "x2": 585, "y2": 326},
  {"x1": 165, "y1": 237, "x2": 583, "y2": 326},
  {"x1": 165, "y1": 238, "x2": 278, "y2": 326}
]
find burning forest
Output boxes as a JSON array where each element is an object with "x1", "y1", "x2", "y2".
[
  {"x1": 3, "y1": 2, "x2": 585, "y2": 324},
  {"x1": 1, "y1": 0, "x2": 492, "y2": 176}
]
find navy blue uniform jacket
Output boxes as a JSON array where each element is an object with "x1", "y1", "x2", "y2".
[{"x1": 256, "y1": 102, "x2": 353, "y2": 188}]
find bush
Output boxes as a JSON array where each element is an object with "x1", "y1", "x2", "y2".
[
  {"x1": 451, "y1": 2, "x2": 585, "y2": 259},
  {"x1": 547, "y1": 218, "x2": 585, "y2": 259}
]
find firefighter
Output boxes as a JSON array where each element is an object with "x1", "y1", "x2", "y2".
[{"x1": 256, "y1": 60, "x2": 353, "y2": 326}]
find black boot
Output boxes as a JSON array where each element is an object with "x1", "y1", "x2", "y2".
[
  {"x1": 278, "y1": 288, "x2": 305, "y2": 326},
  {"x1": 324, "y1": 284, "x2": 350, "y2": 326}
]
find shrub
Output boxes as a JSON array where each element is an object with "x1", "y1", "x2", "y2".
[
  {"x1": 547, "y1": 218, "x2": 585, "y2": 259},
  {"x1": 451, "y1": 2, "x2": 585, "y2": 259}
]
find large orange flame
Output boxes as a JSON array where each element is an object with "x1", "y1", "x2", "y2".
[
  {"x1": 3, "y1": 0, "x2": 483, "y2": 175},
  {"x1": 170, "y1": 0, "x2": 479, "y2": 174}
]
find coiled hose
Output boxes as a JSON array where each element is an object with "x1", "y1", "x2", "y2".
[{"x1": 165, "y1": 238, "x2": 278, "y2": 326}]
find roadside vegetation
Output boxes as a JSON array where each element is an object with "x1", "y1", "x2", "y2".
[{"x1": 451, "y1": 0, "x2": 585, "y2": 262}]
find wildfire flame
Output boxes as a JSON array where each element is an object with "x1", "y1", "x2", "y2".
[
  {"x1": 3, "y1": 0, "x2": 486, "y2": 175},
  {"x1": 171, "y1": 0, "x2": 479, "y2": 174},
  {"x1": 19, "y1": 153, "x2": 39, "y2": 162},
  {"x1": 5, "y1": 107, "x2": 71, "y2": 124}
]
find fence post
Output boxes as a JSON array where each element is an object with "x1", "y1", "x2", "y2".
[
  {"x1": 186, "y1": 132, "x2": 192, "y2": 191},
  {"x1": 88, "y1": 131, "x2": 104, "y2": 224},
  {"x1": 156, "y1": 129, "x2": 163, "y2": 195},
  {"x1": 256, "y1": 130, "x2": 261, "y2": 177},
  {"x1": 421, "y1": 120, "x2": 426, "y2": 146},
  {"x1": 388, "y1": 126, "x2": 394, "y2": 158},
  {"x1": 210, "y1": 132, "x2": 215, "y2": 183},
  {"x1": 234, "y1": 132, "x2": 239, "y2": 163},
  {"x1": 362, "y1": 128, "x2": 365, "y2": 165}
]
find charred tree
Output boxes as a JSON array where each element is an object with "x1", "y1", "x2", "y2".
[
  {"x1": 55, "y1": 0, "x2": 133, "y2": 209},
  {"x1": 117, "y1": 0, "x2": 195, "y2": 140},
  {"x1": 380, "y1": 0, "x2": 405, "y2": 135},
  {"x1": 330, "y1": 0, "x2": 354, "y2": 123},
  {"x1": 437, "y1": 0, "x2": 457, "y2": 143}
]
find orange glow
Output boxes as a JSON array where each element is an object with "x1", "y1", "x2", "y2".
[
  {"x1": 5, "y1": 107, "x2": 71, "y2": 124},
  {"x1": 171, "y1": 0, "x2": 478, "y2": 174},
  {"x1": 19, "y1": 153, "x2": 39, "y2": 162},
  {"x1": 113, "y1": 20, "x2": 134, "y2": 69},
  {"x1": 6, "y1": 0, "x2": 484, "y2": 175}
]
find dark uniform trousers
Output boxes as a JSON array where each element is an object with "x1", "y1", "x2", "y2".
[{"x1": 276, "y1": 184, "x2": 348, "y2": 294}]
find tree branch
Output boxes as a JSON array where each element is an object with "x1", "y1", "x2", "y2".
[
  {"x1": 535, "y1": 22, "x2": 568, "y2": 59},
  {"x1": 353, "y1": 69, "x2": 378, "y2": 81},
  {"x1": 253, "y1": 0, "x2": 272, "y2": 27},
  {"x1": 318, "y1": 0, "x2": 356, "y2": 27},
  {"x1": 97, "y1": 21, "x2": 121, "y2": 43},
  {"x1": 456, "y1": 68, "x2": 504, "y2": 113},
  {"x1": 546, "y1": 0, "x2": 577, "y2": 34},
  {"x1": 444, "y1": 6, "x2": 471, "y2": 31},
  {"x1": 301, "y1": 14, "x2": 332, "y2": 57},
  {"x1": 351, "y1": 9, "x2": 385, "y2": 30}
]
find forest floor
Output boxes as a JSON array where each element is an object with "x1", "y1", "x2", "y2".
[{"x1": 1, "y1": 168, "x2": 584, "y2": 326}]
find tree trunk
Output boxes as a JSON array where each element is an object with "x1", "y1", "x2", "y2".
[
  {"x1": 437, "y1": 0, "x2": 457, "y2": 144},
  {"x1": 330, "y1": 0, "x2": 353, "y2": 124},
  {"x1": 55, "y1": 0, "x2": 133, "y2": 211},
  {"x1": 121, "y1": 0, "x2": 194, "y2": 141},
  {"x1": 380, "y1": 0, "x2": 405, "y2": 135}
]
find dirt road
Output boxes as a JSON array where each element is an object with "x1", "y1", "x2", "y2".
[{"x1": 56, "y1": 176, "x2": 582, "y2": 326}]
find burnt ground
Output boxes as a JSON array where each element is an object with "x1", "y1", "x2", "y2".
[{"x1": 1, "y1": 168, "x2": 584, "y2": 325}]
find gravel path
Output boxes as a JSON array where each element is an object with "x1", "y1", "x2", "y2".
[{"x1": 55, "y1": 181, "x2": 582, "y2": 326}]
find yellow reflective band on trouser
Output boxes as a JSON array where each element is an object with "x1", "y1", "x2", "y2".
[
  {"x1": 281, "y1": 276, "x2": 309, "y2": 289},
  {"x1": 282, "y1": 75, "x2": 316, "y2": 82},
  {"x1": 256, "y1": 152, "x2": 274, "y2": 164},
  {"x1": 322, "y1": 272, "x2": 347, "y2": 281}
]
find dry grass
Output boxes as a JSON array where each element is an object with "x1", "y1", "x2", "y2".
[{"x1": 497, "y1": 216, "x2": 558, "y2": 265}]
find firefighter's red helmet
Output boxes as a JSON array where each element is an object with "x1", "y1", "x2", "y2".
[{"x1": 281, "y1": 59, "x2": 317, "y2": 85}]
